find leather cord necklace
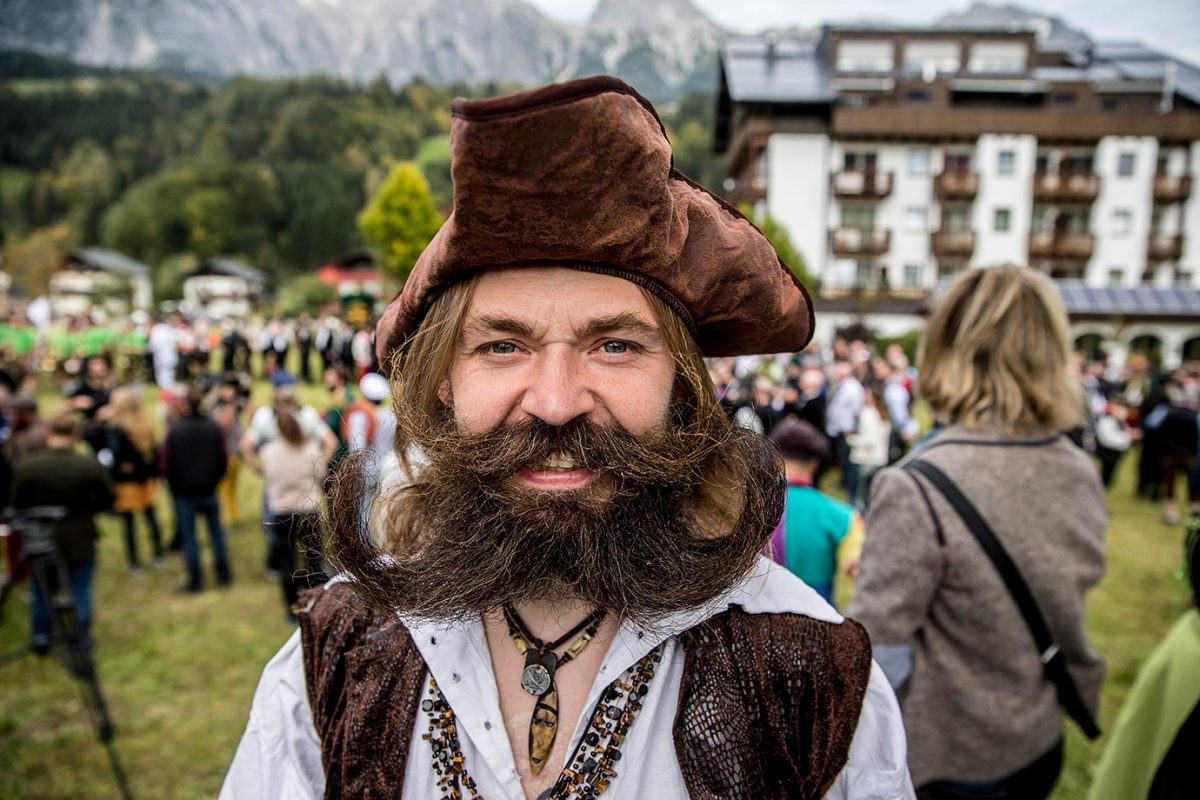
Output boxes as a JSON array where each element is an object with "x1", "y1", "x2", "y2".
[{"x1": 503, "y1": 605, "x2": 606, "y2": 775}]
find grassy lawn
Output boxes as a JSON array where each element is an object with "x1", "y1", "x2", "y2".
[{"x1": 0, "y1": 392, "x2": 1191, "y2": 798}]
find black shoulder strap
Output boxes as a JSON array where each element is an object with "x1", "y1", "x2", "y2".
[{"x1": 902, "y1": 458, "x2": 1101, "y2": 740}]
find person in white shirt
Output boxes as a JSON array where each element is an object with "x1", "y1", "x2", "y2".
[
  {"x1": 147, "y1": 315, "x2": 179, "y2": 389},
  {"x1": 222, "y1": 77, "x2": 912, "y2": 800},
  {"x1": 846, "y1": 386, "x2": 893, "y2": 510},
  {"x1": 239, "y1": 372, "x2": 337, "y2": 580}
]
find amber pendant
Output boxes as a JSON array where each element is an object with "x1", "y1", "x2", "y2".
[{"x1": 528, "y1": 686, "x2": 559, "y2": 775}]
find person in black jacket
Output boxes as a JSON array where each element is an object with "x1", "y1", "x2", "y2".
[
  {"x1": 164, "y1": 385, "x2": 230, "y2": 592},
  {"x1": 11, "y1": 412, "x2": 115, "y2": 650}
]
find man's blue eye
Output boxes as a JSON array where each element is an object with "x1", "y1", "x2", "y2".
[
  {"x1": 489, "y1": 342, "x2": 517, "y2": 354},
  {"x1": 602, "y1": 341, "x2": 629, "y2": 354}
]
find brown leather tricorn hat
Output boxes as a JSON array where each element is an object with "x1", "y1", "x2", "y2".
[{"x1": 375, "y1": 75, "x2": 813, "y2": 365}]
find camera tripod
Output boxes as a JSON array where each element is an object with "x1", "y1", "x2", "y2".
[{"x1": 0, "y1": 506, "x2": 133, "y2": 800}]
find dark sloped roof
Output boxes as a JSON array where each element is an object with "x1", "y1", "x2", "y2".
[
  {"x1": 195, "y1": 257, "x2": 266, "y2": 284},
  {"x1": 67, "y1": 248, "x2": 150, "y2": 278},
  {"x1": 1055, "y1": 281, "x2": 1200, "y2": 318},
  {"x1": 720, "y1": 34, "x2": 836, "y2": 104}
]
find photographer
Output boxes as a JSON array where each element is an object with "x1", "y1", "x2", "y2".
[{"x1": 11, "y1": 412, "x2": 115, "y2": 650}]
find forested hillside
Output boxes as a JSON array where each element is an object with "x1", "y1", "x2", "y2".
[{"x1": 0, "y1": 60, "x2": 723, "y2": 298}]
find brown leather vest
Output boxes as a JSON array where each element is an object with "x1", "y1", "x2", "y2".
[{"x1": 299, "y1": 583, "x2": 873, "y2": 800}]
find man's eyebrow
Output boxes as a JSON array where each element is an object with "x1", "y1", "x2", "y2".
[
  {"x1": 461, "y1": 314, "x2": 537, "y2": 338},
  {"x1": 460, "y1": 311, "x2": 661, "y2": 342},
  {"x1": 575, "y1": 312, "x2": 661, "y2": 342}
]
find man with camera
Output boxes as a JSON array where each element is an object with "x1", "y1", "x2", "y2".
[{"x1": 11, "y1": 412, "x2": 115, "y2": 650}]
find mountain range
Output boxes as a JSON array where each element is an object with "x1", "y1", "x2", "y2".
[{"x1": 0, "y1": 0, "x2": 723, "y2": 98}]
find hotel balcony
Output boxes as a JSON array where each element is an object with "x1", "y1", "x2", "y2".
[
  {"x1": 934, "y1": 170, "x2": 979, "y2": 200},
  {"x1": 1028, "y1": 230, "x2": 1094, "y2": 260},
  {"x1": 830, "y1": 227, "x2": 891, "y2": 256},
  {"x1": 1153, "y1": 174, "x2": 1192, "y2": 204},
  {"x1": 1031, "y1": 172, "x2": 1100, "y2": 203},
  {"x1": 931, "y1": 230, "x2": 976, "y2": 257},
  {"x1": 1148, "y1": 233, "x2": 1184, "y2": 261},
  {"x1": 832, "y1": 169, "x2": 893, "y2": 199}
]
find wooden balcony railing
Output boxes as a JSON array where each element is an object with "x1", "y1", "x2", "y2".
[
  {"x1": 1032, "y1": 172, "x2": 1100, "y2": 202},
  {"x1": 831, "y1": 169, "x2": 893, "y2": 199},
  {"x1": 931, "y1": 230, "x2": 976, "y2": 257},
  {"x1": 1153, "y1": 174, "x2": 1192, "y2": 204},
  {"x1": 1028, "y1": 230, "x2": 1095, "y2": 260},
  {"x1": 934, "y1": 170, "x2": 978, "y2": 199},
  {"x1": 1147, "y1": 233, "x2": 1184, "y2": 261},
  {"x1": 830, "y1": 227, "x2": 891, "y2": 256}
]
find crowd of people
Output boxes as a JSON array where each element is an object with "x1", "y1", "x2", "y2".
[
  {"x1": 2, "y1": 298, "x2": 1196, "y2": 639},
  {"x1": 0, "y1": 308, "x2": 404, "y2": 650}
]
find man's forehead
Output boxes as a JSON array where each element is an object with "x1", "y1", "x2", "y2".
[{"x1": 462, "y1": 267, "x2": 660, "y2": 331}]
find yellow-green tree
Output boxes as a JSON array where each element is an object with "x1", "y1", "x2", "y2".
[{"x1": 357, "y1": 162, "x2": 443, "y2": 280}]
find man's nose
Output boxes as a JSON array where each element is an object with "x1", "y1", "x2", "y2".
[{"x1": 519, "y1": 347, "x2": 596, "y2": 426}]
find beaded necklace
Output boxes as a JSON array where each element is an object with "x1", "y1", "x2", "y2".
[
  {"x1": 503, "y1": 606, "x2": 606, "y2": 774},
  {"x1": 423, "y1": 643, "x2": 664, "y2": 800}
]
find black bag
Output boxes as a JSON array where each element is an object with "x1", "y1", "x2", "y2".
[{"x1": 902, "y1": 458, "x2": 1102, "y2": 740}]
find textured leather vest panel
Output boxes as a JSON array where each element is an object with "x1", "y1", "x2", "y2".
[{"x1": 299, "y1": 583, "x2": 872, "y2": 799}]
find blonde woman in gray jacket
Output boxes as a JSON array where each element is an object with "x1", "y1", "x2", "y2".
[{"x1": 848, "y1": 266, "x2": 1106, "y2": 799}]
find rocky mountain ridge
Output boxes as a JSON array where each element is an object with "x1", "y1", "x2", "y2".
[{"x1": 0, "y1": 0, "x2": 723, "y2": 98}]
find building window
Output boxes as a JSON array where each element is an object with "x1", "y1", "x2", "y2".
[
  {"x1": 1112, "y1": 209, "x2": 1132, "y2": 236},
  {"x1": 1117, "y1": 152, "x2": 1136, "y2": 176},
  {"x1": 1051, "y1": 92, "x2": 1077, "y2": 106},
  {"x1": 908, "y1": 148, "x2": 930, "y2": 176},
  {"x1": 837, "y1": 40, "x2": 894, "y2": 73},
  {"x1": 904, "y1": 89, "x2": 933, "y2": 102},
  {"x1": 844, "y1": 151, "x2": 878, "y2": 171},
  {"x1": 968, "y1": 41, "x2": 1028, "y2": 73},
  {"x1": 841, "y1": 204, "x2": 876, "y2": 229},
  {"x1": 943, "y1": 205, "x2": 970, "y2": 232},
  {"x1": 994, "y1": 207, "x2": 1011, "y2": 232},
  {"x1": 856, "y1": 260, "x2": 876, "y2": 287},
  {"x1": 1108, "y1": 269, "x2": 1124, "y2": 286},
  {"x1": 997, "y1": 150, "x2": 1015, "y2": 176},
  {"x1": 945, "y1": 153, "x2": 971, "y2": 173},
  {"x1": 904, "y1": 206, "x2": 927, "y2": 232},
  {"x1": 903, "y1": 264, "x2": 922, "y2": 287}
]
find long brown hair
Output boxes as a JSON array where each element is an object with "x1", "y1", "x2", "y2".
[
  {"x1": 274, "y1": 398, "x2": 306, "y2": 447},
  {"x1": 109, "y1": 387, "x2": 155, "y2": 460}
]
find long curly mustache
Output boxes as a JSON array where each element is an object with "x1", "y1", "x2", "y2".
[{"x1": 323, "y1": 413, "x2": 783, "y2": 627}]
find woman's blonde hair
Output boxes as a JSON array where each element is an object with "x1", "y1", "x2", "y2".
[
  {"x1": 109, "y1": 387, "x2": 156, "y2": 460},
  {"x1": 917, "y1": 265, "x2": 1081, "y2": 433}
]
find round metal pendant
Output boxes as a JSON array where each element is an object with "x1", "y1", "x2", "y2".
[{"x1": 521, "y1": 663, "x2": 552, "y2": 695}]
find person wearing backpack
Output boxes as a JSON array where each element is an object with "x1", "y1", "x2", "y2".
[{"x1": 848, "y1": 267, "x2": 1106, "y2": 800}]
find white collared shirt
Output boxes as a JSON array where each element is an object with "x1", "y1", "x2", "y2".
[{"x1": 220, "y1": 558, "x2": 914, "y2": 799}]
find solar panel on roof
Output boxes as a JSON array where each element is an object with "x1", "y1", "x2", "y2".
[{"x1": 1052, "y1": 283, "x2": 1200, "y2": 318}]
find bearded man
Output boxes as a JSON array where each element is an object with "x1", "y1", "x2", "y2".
[{"x1": 222, "y1": 76, "x2": 912, "y2": 800}]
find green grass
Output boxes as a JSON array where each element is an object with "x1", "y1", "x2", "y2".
[{"x1": 0, "y1": 400, "x2": 1191, "y2": 798}]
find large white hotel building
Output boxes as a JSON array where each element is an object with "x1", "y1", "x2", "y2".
[{"x1": 715, "y1": 18, "x2": 1200, "y2": 367}]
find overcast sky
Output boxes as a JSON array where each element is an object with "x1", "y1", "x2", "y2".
[{"x1": 527, "y1": 0, "x2": 1200, "y2": 65}]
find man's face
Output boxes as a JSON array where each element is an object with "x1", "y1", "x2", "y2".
[
  {"x1": 448, "y1": 267, "x2": 676, "y2": 493},
  {"x1": 328, "y1": 268, "x2": 785, "y2": 622},
  {"x1": 87, "y1": 358, "x2": 108, "y2": 381}
]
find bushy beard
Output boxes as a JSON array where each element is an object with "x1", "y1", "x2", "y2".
[{"x1": 324, "y1": 409, "x2": 783, "y2": 627}]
